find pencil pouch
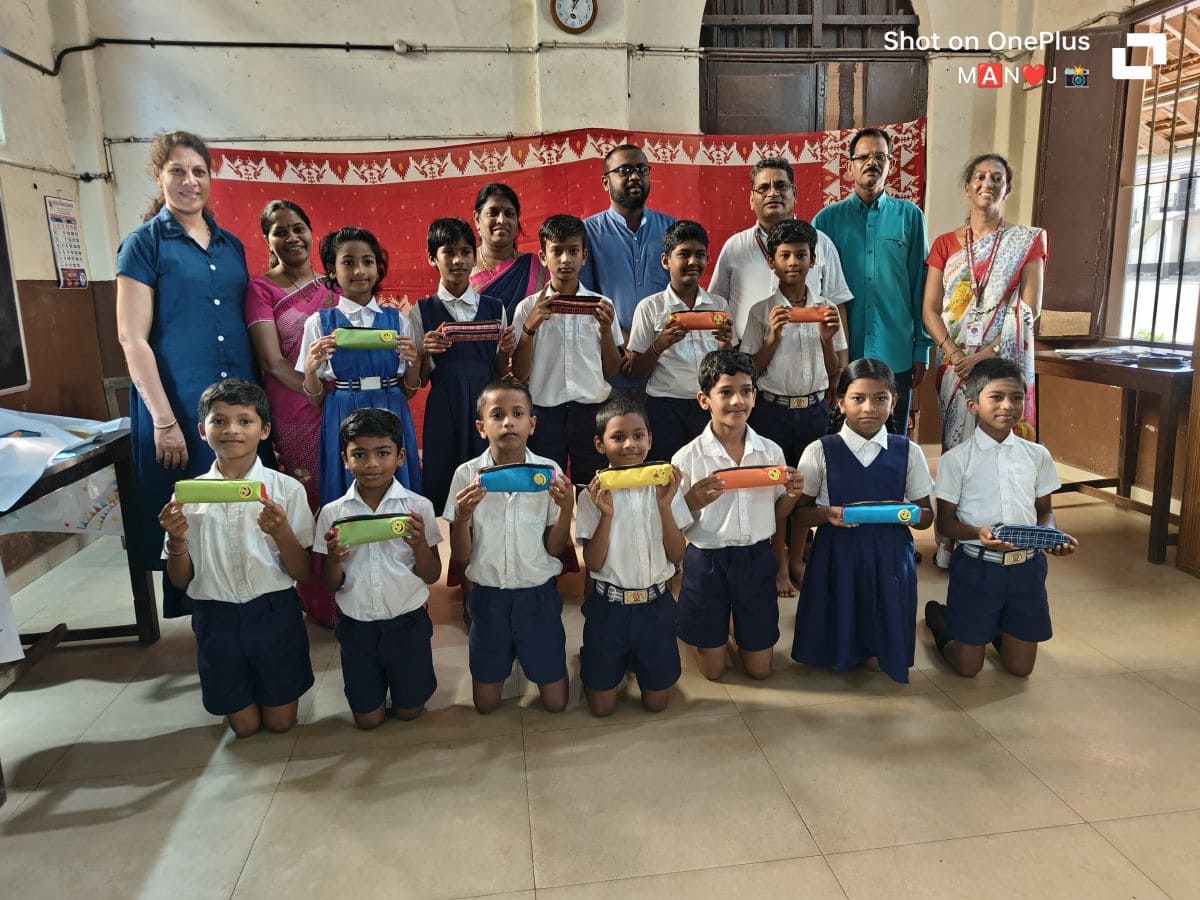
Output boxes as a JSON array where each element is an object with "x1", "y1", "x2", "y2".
[
  {"x1": 333, "y1": 327, "x2": 399, "y2": 349},
  {"x1": 476, "y1": 462, "x2": 555, "y2": 493},
  {"x1": 786, "y1": 306, "x2": 830, "y2": 324},
  {"x1": 713, "y1": 465, "x2": 786, "y2": 489},
  {"x1": 547, "y1": 297, "x2": 603, "y2": 315},
  {"x1": 669, "y1": 310, "x2": 729, "y2": 331},
  {"x1": 596, "y1": 461, "x2": 673, "y2": 491},
  {"x1": 332, "y1": 513, "x2": 413, "y2": 547},
  {"x1": 174, "y1": 480, "x2": 266, "y2": 504},
  {"x1": 992, "y1": 523, "x2": 1073, "y2": 549},
  {"x1": 841, "y1": 502, "x2": 921, "y2": 525},
  {"x1": 441, "y1": 320, "x2": 503, "y2": 343}
]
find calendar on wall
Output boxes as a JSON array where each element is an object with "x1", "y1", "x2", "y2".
[{"x1": 44, "y1": 195, "x2": 87, "y2": 289}]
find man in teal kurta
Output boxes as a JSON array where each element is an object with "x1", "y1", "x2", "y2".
[{"x1": 813, "y1": 127, "x2": 931, "y2": 434}]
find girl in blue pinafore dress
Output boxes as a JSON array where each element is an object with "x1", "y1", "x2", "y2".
[
  {"x1": 297, "y1": 226, "x2": 422, "y2": 506},
  {"x1": 791, "y1": 359, "x2": 934, "y2": 683}
]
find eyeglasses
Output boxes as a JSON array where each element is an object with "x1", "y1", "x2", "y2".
[
  {"x1": 850, "y1": 152, "x2": 890, "y2": 165},
  {"x1": 752, "y1": 180, "x2": 793, "y2": 196},
  {"x1": 604, "y1": 163, "x2": 651, "y2": 178}
]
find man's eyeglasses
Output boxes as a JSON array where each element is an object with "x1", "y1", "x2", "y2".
[
  {"x1": 604, "y1": 163, "x2": 651, "y2": 178},
  {"x1": 752, "y1": 180, "x2": 793, "y2": 196},
  {"x1": 850, "y1": 152, "x2": 890, "y2": 165}
]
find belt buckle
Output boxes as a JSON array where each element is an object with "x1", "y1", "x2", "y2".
[
  {"x1": 622, "y1": 588, "x2": 649, "y2": 605},
  {"x1": 358, "y1": 375, "x2": 382, "y2": 391},
  {"x1": 1002, "y1": 549, "x2": 1028, "y2": 566}
]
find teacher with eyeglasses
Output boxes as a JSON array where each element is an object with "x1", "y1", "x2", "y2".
[
  {"x1": 813, "y1": 127, "x2": 932, "y2": 436},
  {"x1": 579, "y1": 143, "x2": 676, "y2": 393}
]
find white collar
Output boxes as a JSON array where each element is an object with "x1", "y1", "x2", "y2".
[
  {"x1": 698, "y1": 422, "x2": 766, "y2": 460},
  {"x1": 437, "y1": 283, "x2": 479, "y2": 306},
  {"x1": 971, "y1": 427, "x2": 1018, "y2": 452},
  {"x1": 664, "y1": 284, "x2": 717, "y2": 311},
  {"x1": 204, "y1": 457, "x2": 266, "y2": 480},
  {"x1": 838, "y1": 421, "x2": 890, "y2": 453},
  {"x1": 337, "y1": 296, "x2": 383, "y2": 318},
  {"x1": 347, "y1": 477, "x2": 409, "y2": 507}
]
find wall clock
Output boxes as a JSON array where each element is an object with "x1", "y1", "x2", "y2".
[{"x1": 550, "y1": 0, "x2": 597, "y2": 35}]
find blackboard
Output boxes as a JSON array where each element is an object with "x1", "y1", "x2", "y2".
[{"x1": 0, "y1": 184, "x2": 31, "y2": 396}]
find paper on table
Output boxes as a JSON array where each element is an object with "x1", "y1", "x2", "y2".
[
  {"x1": 0, "y1": 410, "x2": 128, "y2": 513},
  {"x1": 0, "y1": 559, "x2": 22, "y2": 663}
]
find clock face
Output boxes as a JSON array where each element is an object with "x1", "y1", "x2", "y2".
[{"x1": 552, "y1": 0, "x2": 597, "y2": 34}]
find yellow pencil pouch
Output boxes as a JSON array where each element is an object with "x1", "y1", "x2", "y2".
[{"x1": 595, "y1": 461, "x2": 673, "y2": 491}]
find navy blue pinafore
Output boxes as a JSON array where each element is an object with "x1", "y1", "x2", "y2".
[
  {"x1": 317, "y1": 306, "x2": 421, "y2": 506},
  {"x1": 791, "y1": 433, "x2": 918, "y2": 683},
  {"x1": 416, "y1": 294, "x2": 505, "y2": 513}
]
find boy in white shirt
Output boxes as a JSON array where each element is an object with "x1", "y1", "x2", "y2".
[
  {"x1": 576, "y1": 396, "x2": 692, "y2": 716},
  {"x1": 925, "y1": 359, "x2": 1078, "y2": 678},
  {"x1": 445, "y1": 381, "x2": 576, "y2": 714},
  {"x1": 158, "y1": 379, "x2": 315, "y2": 738},
  {"x1": 315, "y1": 408, "x2": 442, "y2": 729},
  {"x1": 673, "y1": 350, "x2": 805, "y2": 682},
  {"x1": 626, "y1": 220, "x2": 733, "y2": 461},
  {"x1": 511, "y1": 214, "x2": 624, "y2": 486}
]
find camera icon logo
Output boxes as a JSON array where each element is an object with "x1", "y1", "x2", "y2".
[{"x1": 1063, "y1": 65, "x2": 1090, "y2": 88}]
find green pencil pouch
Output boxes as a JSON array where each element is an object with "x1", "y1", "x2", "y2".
[
  {"x1": 333, "y1": 327, "x2": 399, "y2": 349},
  {"x1": 174, "y1": 480, "x2": 266, "y2": 504},
  {"x1": 332, "y1": 513, "x2": 413, "y2": 547}
]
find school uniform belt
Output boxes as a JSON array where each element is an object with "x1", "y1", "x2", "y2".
[
  {"x1": 333, "y1": 375, "x2": 402, "y2": 391},
  {"x1": 760, "y1": 389, "x2": 823, "y2": 410},
  {"x1": 593, "y1": 579, "x2": 670, "y2": 605},
  {"x1": 959, "y1": 543, "x2": 1041, "y2": 566}
]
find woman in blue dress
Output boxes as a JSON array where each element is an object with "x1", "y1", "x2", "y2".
[
  {"x1": 790, "y1": 359, "x2": 935, "y2": 683},
  {"x1": 296, "y1": 226, "x2": 422, "y2": 505},
  {"x1": 116, "y1": 131, "x2": 258, "y2": 616}
]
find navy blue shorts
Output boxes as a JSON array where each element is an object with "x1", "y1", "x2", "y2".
[
  {"x1": 748, "y1": 400, "x2": 830, "y2": 466},
  {"x1": 947, "y1": 547, "x2": 1052, "y2": 645},
  {"x1": 679, "y1": 541, "x2": 779, "y2": 652},
  {"x1": 468, "y1": 580, "x2": 567, "y2": 685},
  {"x1": 191, "y1": 588, "x2": 315, "y2": 716},
  {"x1": 645, "y1": 395, "x2": 709, "y2": 464},
  {"x1": 335, "y1": 606, "x2": 437, "y2": 713},
  {"x1": 580, "y1": 584, "x2": 682, "y2": 692},
  {"x1": 529, "y1": 401, "x2": 606, "y2": 486}
]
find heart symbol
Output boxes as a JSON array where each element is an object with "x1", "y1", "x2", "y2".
[{"x1": 1021, "y1": 64, "x2": 1045, "y2": 86}]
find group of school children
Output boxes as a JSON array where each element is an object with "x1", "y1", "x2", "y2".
[{"x1": 157, "y1": 210, "x2": 1077, "y2": 738}]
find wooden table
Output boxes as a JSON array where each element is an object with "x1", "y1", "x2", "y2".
[{"x1": 1035, "y1": 351, "x2": 1193, "y2": 563}]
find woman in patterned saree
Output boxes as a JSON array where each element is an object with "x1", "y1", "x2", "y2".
[
  {"x1": 469, "y1": 182, "x2": 547, "y2": 321},
  {"x1": 244, "y1": 199, "x2": 338, "y2": 625},
  {"x1": 921, "y1": 153, "x2": 1047, "y2": 565}
]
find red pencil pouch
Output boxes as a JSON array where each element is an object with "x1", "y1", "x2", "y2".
[
  {"x1": 786, "y1": 306, "x2": 830, "y2": 324},
  {"x1": 713, "y1": 465, "x2": 786, "y2": 489},
  {"x1": 441, "y1": 320, "x2": 503, "y2": 343},
  {"x1": 669, "y1": 310, "x2": 729, "y2": 330},
  {"x1": 548, "y1": 297, "x2": 603, "y2": 315}
]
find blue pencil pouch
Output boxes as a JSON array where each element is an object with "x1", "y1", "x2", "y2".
[
  {"x1": 841, "y1": 502, "x2": 920, "y2": 525},
  {"x1": 992, "y1": 524, "x2": 1073, "y2": 549},
  {"x1": 476, "y1": 463, "x2": 554, "y2": 493}
]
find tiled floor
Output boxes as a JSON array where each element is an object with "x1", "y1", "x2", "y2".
[{"x1": 2, "y1": 492, "x2": 1199, "y2": 899}]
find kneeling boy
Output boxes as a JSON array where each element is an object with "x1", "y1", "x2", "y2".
[{"x1": 925, "y1": 358, "x2": 1078, "y2": 677}]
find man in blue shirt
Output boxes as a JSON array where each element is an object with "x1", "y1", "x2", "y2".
[
  {"x1": 580, "y1": 144, "x2": 676, "y2": 391},
  {"x1": 813, "y1": 128, "x2": 931, "y2": 435}
]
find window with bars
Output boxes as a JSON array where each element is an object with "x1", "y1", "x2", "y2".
[
  {"x1": 1113, "y1": 0, "x2": 1200, "y2": 346},
  {"x1": 700, "y1": 0, "x2": 918, "y2": 50}
]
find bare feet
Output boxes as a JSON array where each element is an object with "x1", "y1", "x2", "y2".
[
  {"x1": 788, "y1": 560, "x2": 805, "y2": 591},
  {"x1": 863, "y1": 656, "x2": 882, "y2": 672},
  {"x1": 775, "y1": 567, "x2": 797, "y2": 597}
]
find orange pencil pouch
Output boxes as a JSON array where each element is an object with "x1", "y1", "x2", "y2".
[
  {"x1": 713, "y1": 465, "x2": 786, "y2": 489},
  {"x1": 786, "y1": 306, "x2": 830, "y2": 324},
  {"x1": 669, "y1": 310, "x2": 729, "y2": 331}
]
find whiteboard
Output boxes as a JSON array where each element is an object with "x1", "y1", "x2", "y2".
[{"x1": 0, "y1": 184, "x2": 31, "y2": 396}]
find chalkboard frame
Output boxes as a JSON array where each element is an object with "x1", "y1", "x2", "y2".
[{"x1": 0, "y1": 183, "x2": 32, "y2": 397}]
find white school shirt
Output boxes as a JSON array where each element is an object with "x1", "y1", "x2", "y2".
[
  {"x1": 407, "y1": 283, "x2": 507, "y2": 370},
  {"x1": 314, "y1": 479, "x2": 441, "y2": 621},
  {"x1": 739, "y1": 289, "x2": 849, "y2": 397},
  {"x1": 510, "y1": 285, "x2": 623, "y2": 406},
  {"x1": 626, "y1": 286, "x2": 730, "y2": 399},
  {"x1": 796, "y1": 422, "x2": 934, "y2": 508},
  {"x1": 443, "y1": 448, "x2": 563, "y2": 589},
  {"x1": 934, "y1": 428, "x2": 1060, "y2": 546},
  {"x1": 671, "y1": 424, "x2": 786, "y2": 550},
  {"x1": 708, "y1": 223, "x2": 853, "y2": 340},
  {"x1": 575, "y1": 484, "x2": 692, "y2": 589},
  {"x1": 166, "y1": 458, "x2": 315, "y2": 603},
  {"x1": 294, "y1": 296, "x2": 412, "y2": 380}
]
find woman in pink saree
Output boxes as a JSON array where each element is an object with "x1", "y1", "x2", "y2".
[
  {"x1": 244, "y1": 199, "x2": 339, "y2": 625},
  {"x1": 469, "y1": 183, "x2": 547, "y2": 322}
]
